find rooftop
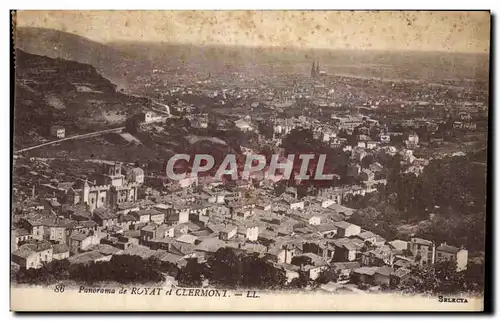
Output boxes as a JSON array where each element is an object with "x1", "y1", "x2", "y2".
[
  {"x1": 437, "y1": 243, "x2": 461, "y2": 254},
  {"x1": 412, "y1": 237, "x2": 434, "y2": 247}
]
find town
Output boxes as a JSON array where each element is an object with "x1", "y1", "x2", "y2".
[{"x1": 12, "y1": 48, "x2": 487, "y2": 295}]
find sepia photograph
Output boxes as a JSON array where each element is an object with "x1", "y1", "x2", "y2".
[{"x1": 10, "y1": 10, "x2": 490, "y2": 311}]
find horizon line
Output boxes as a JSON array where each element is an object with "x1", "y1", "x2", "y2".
[{"x1": 17, "y1": 26, "x2": 490, "y2": 55}]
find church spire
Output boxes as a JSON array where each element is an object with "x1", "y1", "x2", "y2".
[{"x1": 311, "y1": 60, "x2": 316, "y2": 78}]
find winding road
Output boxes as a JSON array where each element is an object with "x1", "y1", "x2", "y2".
[{"x1": 15, "y1": 127, "x2": 125, "y2": 154}]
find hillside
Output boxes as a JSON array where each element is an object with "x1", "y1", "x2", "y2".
[
  {"x1": 14, "y1": 49, "x2": 240, "y2": 165},
  {"x1": 14, "y1": 49, "x2": 150, "y2": 149},
  {"x1": 14, "y1": 27, "x2": 150, "y2": 89}
]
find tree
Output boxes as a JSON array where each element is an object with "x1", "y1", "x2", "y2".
[
  {"x1": 314, "y1": 267, "x2": 339, "y2": 285},
  {"x1": 177, "y1": 259, "x2": 205, "y2": 287},
  {"x1": 398, "y1": 260, "x2": 481, "y2": 295},
  {"x1": 257, "y1": 122, "x2": 274, "y2": 140},
  {"x1": 274, "y1": 181, "x2": 287, "y2": 196},
  {"x1": 125, "y1": 115, "x2": 142, "y2": 134},
  {"x1": 361, "y1": 154, "x2": 375, "y2": 169},
  {"x1": 69, "y1": 255, "x2": 164, "y2": 284},
  {"x1": 290, "y1": 255, "x2": 313, "y2": 267},
  {"x1": 288, "y1": 273, "x2": 310, "y2": 289},
  {"x1": 207, "y1": 247, "x2": 287, "y2": 289},
  {"x1": 385, "y1": 154, "x2": 486, "y2": 251},
  {"x1": 207, "y1": 248, "x2": 243, "y2": 288},
  {"x1": 15, "y1": 259, "x2": 70, "y2": 285}
]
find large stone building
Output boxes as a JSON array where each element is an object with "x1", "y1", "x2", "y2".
[{"x1": 64, "y1": 162, "x2": 141, "y2": 212}]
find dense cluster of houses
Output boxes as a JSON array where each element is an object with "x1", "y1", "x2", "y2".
[{"x1": 12, "y1": 156, "x2": 468, "y2": 290}]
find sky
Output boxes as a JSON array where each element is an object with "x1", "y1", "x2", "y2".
[{"x1": 16, "y1": 10, "x2": 491, "y2": 53}]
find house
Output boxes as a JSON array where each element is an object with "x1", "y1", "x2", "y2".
[
  {"x1": 234, "y1": 119, "x2": 253, "y2": 132},
  {"x1": 315, "y1": 223, "x2": 337, "y2": 238},
  {"x1": 405, "y1": 133, "x2": 419, "y2": 149},
  {"x1": 255, "y1": 202, "x2": 272, "y2": 211},
  {"x1": 332, "y1": 239, "x2": 358, "y2": 262},
  {"x1": 361, "y1": 246, "x2": 394, "y2": 267},
  {"x1": 194, "y1": 237, "x2": 226, "y2": 255},
  {"x1": 266, "y1": 245, "x2": 295, "y2": 264},
  {"x1": 101, "y1": 235, "x2": 140, "y2": 250},
  {"x1": 68, "y1": 251, "x2": 111, "y2": 266},
  {"x1": 357, "y1": 141, "x2": 367, "y2": 149},
  {"x1": 126, "y1": 167, "x2": 145, "y2": 185},
  {"x1": 46, "y1": 219, "x2": 71, "y2": 244},
  {"x1": 176, "y1": 234, "x2": 198, "y2": 245},
  {"x1": 373, "y1": 266, "x2": 394, "y2": 286},
  {"x1": 306, "y1": 213, "x2": 322, "y2": 226},
  {"x1": 326, "y1": 203, "x2": 356, "y2": 217},
  {"x1": 355, "y1": 231, "x2": 386, "y2": 247},
  {"x1": 69, "y1": 232, "x2": 101, "y2": 254},
  {"x1": 435, "y1": 243, "x2": 468, "y2": 271},
  {"x1": 334, "y1": 221, "x2": 361, "y2": 237},
  {"x1": 50, "y1": 125, "x2": 65, "y2": 139},
  {"x1": 379, "y1": 134, "x2": 391, "y2": 143},
  {"x1": 275, "y1": 263, "x2": 300, "y2": 283},
  {"x1": 351, "y1": 266, "x2": 379, "y2": 285},
  {"x1": 241, "y1": 225, "x2": 259, "y2": 242},
  {"x1": 346, "y1": 164, "x2": 361, "y2": 177},
  {"x1": 11, "y1": 240, "x2": 53, "y2": 269},
  {"x1": 88, "y1": 244, "x2": 123, "y2": 256},
  {"x1": 165, "y1": 206, "x2": 190, "y2": 225},
  {"x1": 52, "y1": 244, "x2": 70, "y2": 260},
  {"x1": 140, "y1": 224, "x2": 174, "y2": 243},
  {"x1": 303, "y1": 240, "x2": 332, "y2": 260},
  {"x1": 319, "y1": 197, "x2": 341, "y2": 208},
  {"x1": 359, "y1": 169, "x2": 375, "y2": 182},
  {"x1": 331, "y1": 261, "x2": 361, "y2": 282},
  {"x1": 288, "y1": 200, "x2": 305, "y2": 210},
  {"x1": 388, "y1": 240, "x2": 409, "y2": 252},
  {"x1": 389, "y1": 268, "x2": 411, "y2": 288},
  {"x1": 131, "y1": 210, "x2": 152, "y2": 224},
  {"x1": 117, "y1": 213, "x2": 138, "y2": 231},
  {"x1": 409, "y1": 237, "x2": 435, "y2": 266},
  {"x1": 219, "y1": 225, "x2": 238, "y2": 241},
  {"x1": 12, "y1": 228, "x2": 32, "y2": 251},
  {"x1": 66, "y1": 220, "x2": 98, "y2": 238},
  {"x1": 234, "y1": 208, "x2": 253, "y2": 220},
  {"x1": 298, "y1": 253, "x2": 329, "y2": 280},
  {"x1": 19, "y1": 216, "x2": 48, "y2": 241},
  {"x1": 168, "y1": 240, "x2": 196, "y2": 257},
  {"x1": 393, "y1": 258, "x2": 412, "y2": 270},
  {"x1": 174, "y1": 223, "x2": 190, "y2": 236},
  {"x1": 149, "y1": 210, "x2": 166, "y2": 225},
  {"x1": 142, "y1": 111, "x2": 164, "y2": 123},
  {"x1": 93, "y1": 208, "x2": 118, "y2": 228}
]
